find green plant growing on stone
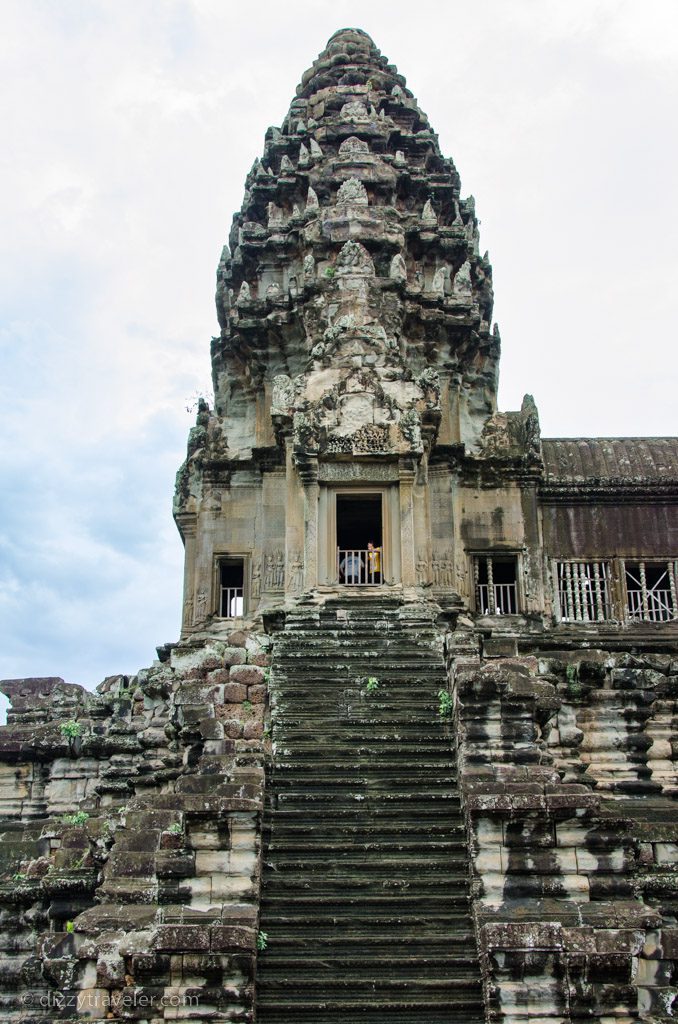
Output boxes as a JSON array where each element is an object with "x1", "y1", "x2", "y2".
[
  {"x1": 257, "y1": 930, "x2": 268, "y2": 951},
  {"x1": 65, "y1": 921, "x2": 75, "y2": 934},
  {"x1": 262, "y1": 668, "x2": 271, "y2": 684},
  {"x1": 565, "y1": 663, "x2": 582, "y2": 697},
  {"x1": 324, "y1": 266, "x2": 335, "y2": 278},
  {"x1": 168, "y1": 822, "x2": 183, "y2": 835},
  {"x1": 12, "y1": 872, "x2": 26, "y2": 882},
  {"x1": 63, "y1": 812, "x2": 89, "y2": 826},
  {"x1": 437, "y1": 689, "x2": 453, "y2": 718},
  {"x1": 242, "y1": 700, "x2": 253, "y2": 718},
  {"x1": 60, "y1": 721, "x2": 82, "y2": 739},
  {"x1": 365, "y1": 677, "x2": 379, "y2": 695}
]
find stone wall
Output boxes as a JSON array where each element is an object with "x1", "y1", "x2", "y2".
[
  {"x1": 0, "y1": 628, "x2": 270, "y2": 1022},
  {"x1": 447, "y1": 626, "x2": 678, "y2": 1022}
]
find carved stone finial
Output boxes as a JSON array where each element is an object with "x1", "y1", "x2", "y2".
[
  {"x1": 267, "y1": 202, "x2": 284, "y2": 227},
  {"x1": 298, "y1": 142, "x2": 310, "y2": 167},
  {"x1": 310, "y1": 138, "x2": 323, "y2": 159},
  {"x1": 306, "y1": 186, "x2": 319, "y2": 211},
  {"x1": 339, "y1": 136, "x2": 370, "y2": 157},
  {"x1": 280, "y1": 154, "x2": 295, "y2": 175},
  {"x1": 421, "y1": 199, "x2": 437, "y2": 227},
  {"x1": 520, "y1": 394, "x2": 541, "y2": 458},
  {"x1": 336, "y1": 240, "x2": 375, "y2": 275},
  {"x1": 453, "y1": 261, "x2": 473, "y2": 297},
  {"x1": 236, "y1": 281, "x2": 251, "y2": 305},
  {"x1": 303, "y1": 253, "x2": 316, "y2": 278},
  {"x1": 340, "y1": 100, "x2": 369, "y2": 122},
  {"x1": 389, "y1": 253, "x2": 407, "y2": 283},
  {"x1": 336, "y1": 177, "x2": 369, "y2": 207},
  {"x1": 431, "y1": 265, "x2": 448, "y2": 298}
]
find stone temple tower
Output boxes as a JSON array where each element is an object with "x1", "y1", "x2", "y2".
[
  {"x1": 174, "y1": 25, "x2": 527, "y2": 625},
  {"x1": 0, "y1": 27, "x2": 676, "y2": 1024}
]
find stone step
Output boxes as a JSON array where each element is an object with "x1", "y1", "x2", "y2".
[
  {"x1": 267, "y1": 823, "x2": 467, "y2": 842},
  {"x1": 277, "y1": 789, "x2": 460, "y2": 804},
  {"x1": 260, "y1": 894, "x2": 472, "y2": 915},
  {"x1": 272, "y1": 725, "x2": 457, "y2": 739},
  {"x1": 270, "y1": 775, "x2": 459, "y2": 791},
  {"x1": 258, "y1": 615, "x2": 481, "y2": 1022},
  {"x1": 267, "y1": 838, "x2": 468, "y2": 854},
  {"x1": 259, "y1": 931, "x2": 476, "y2": 950},
  {"x1": 265, "y1": 849, "x2": 470, "y2": 869},
  {"x1": 262, "y1": 876, "x2": 471, "y2": 896},
  {"x1": 255, "y1": 993, "x2": 484, "y2": 1014},
  {"x1": 267, "y1": 806, "x2": 465, "y2": 824},
  {"x1": 277, "y1": 740, "x2": 457, "y2": 756},
  {"x1": 258, "y1": 957, "x2": 481, "y2": 979}
]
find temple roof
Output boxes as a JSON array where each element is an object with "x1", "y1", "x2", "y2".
[{"x1": 541, "y1": 437, "x2": 678, "y2": 484}]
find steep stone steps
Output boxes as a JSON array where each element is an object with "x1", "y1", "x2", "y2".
[{"x1": 256, "y1": 601, "x2": 484, "y2": 1023}]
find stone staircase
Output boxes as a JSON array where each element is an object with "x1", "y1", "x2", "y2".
[{"x1": 257, "y1": 598, "x2": 484, "y2": 1023}]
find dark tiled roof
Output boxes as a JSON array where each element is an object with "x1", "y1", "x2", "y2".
[{"x1": 541, "y1": 438, "x2": 678, "y2": 484}]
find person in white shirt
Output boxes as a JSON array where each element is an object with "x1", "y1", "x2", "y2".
[{"x1": 340, "y1": 551, "x2": 364, "y2": 584}]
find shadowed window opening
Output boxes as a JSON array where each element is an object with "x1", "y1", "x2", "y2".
[
  {"x1": 556, "y1": 560, "x2": 612, "y2": 622},
  {"x1": 625, "y1": 561, "x2": 677, "y2": 622},
  {"x1": 474, "y1": 555, "x2": 518, "y2": 614}
]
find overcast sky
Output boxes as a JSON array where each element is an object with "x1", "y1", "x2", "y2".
[{"x1": 1, "y1": 0, "x2": 676, "y2": 703}]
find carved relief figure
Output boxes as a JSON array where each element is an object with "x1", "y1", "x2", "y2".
[
  {"x1": 288, "y1": 552, "x2": 304, "y2": 593},
  {"x1": 251, "y1": 561, "x2": 262, "y2": 600},
  {"x1": 194, "y1": 588, "x2": 208, "y2": 623}
]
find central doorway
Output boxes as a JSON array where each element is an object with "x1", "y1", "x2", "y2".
[{"x1": 336, "y1": 492, "x2": 383, "y2": 585}]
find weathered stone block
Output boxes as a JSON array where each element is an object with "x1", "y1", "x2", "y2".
[
  {"x1": 222, "y1": 683, "x2": 247, "y2": 703},
  {"x1": 153, "y1": 926, "x2": 210, "y2": 952},
  {"x1": 210, "y1": 925, "x2": 256, "y2": 952},
  {"x1": 229, "y1": 666, "x2": 265, "y2": 687}
]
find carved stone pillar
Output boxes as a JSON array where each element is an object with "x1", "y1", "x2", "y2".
[
  {"x1": 398, "y1": 458, "x2": 417, "y2": 587},
  {"x1": 175, "y1": 513, "x2": 197, "y2": 635},
  {"x1": 298, "y1": 456, "x2": 319, "y2": 593}
]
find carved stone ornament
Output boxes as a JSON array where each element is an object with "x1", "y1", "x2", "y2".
[
  {"x1": 338, "y1": 135, "x2": 370, "y2": 157},
  {"x1": 453, "y1": 260, "x2": 473, "y2": 297},
  {"x1": 417, "y1": 367, "x2": 441, "y2": 408},
  {"x1": 399, "y1": 408, "x2": 423, "y2": 451},
  {"x1": 271, "y1": 374, "x2": 295, "y2": 415},
  {"x1": 293, "y1": 410, "x2": 318, "y2": 451},
  {"x1": 303, "y1": 253, "x2": 316, "y2": 277},
  {"x1": 421, "y1": 199, "x2": 437, "y2": 227},
  {"x1": 287, "y1": 552, "x2": 304, "y2": 593},
  {"x1": 390, "y1": 253, "x2": 407, "y2": 283},
  {"x1": 264, "y1": 551, "x2": 285, "y2": 590},
  {"x1": 431, "y1": 265, "x2": 448, "y2": 298},
  {"x1": 336, "y1": 177, "x2": 369, "y2": 207},
  {"x1": 340, "y1": 100, "x2": 370, "y2": 122},
  {"x1": 335, "y1": 239, "x2": 374, "y2": 274}
]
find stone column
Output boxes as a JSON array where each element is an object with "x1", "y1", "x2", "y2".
[
  {"x1": 299, "y1": 457, "x2": 319, "y2": 593},
  {"x1": 399, "y1": 458, "x2": 417, "y2": 587},
  {"x1": 175, "y1": 513, "x2": 197, "y2": 636}
]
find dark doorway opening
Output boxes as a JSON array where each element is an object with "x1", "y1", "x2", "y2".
[
  {"x1": 336, "y1": 493, "x2": 383, "y2": 585},
  {"x1": 219, "y1": 560, "x2": 244, "y2": 616}
]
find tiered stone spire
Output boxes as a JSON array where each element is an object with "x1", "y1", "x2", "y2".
[{"x1": 202, "y1": 28, "x2": 497, "y2": 488}]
